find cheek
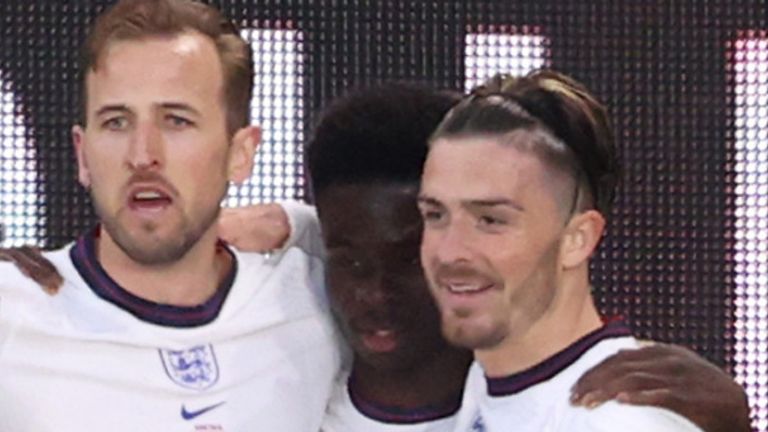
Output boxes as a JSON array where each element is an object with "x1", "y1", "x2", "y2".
[
  {"x1": 327, "y1": 274, "x2": 359, "y2": 310},
  {"x1": 167, "y1": 131, "x2": 230, "y2": 167},
  {"x1": 84, "y1": 149, "x2": 125, "y2": 191},
  {"x1": 419, "y1": 234, "x2": 437, "y2": 270},
  {"x1": 486, "y1": 244, "x2": 536, "y2": 284}
]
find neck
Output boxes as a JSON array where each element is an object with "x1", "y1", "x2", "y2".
[
  {"x1": 476, "y1": 267, "x2": 602, "y2": 378},
  {"x1": 97, "y1": 226, "x2": 230, "y2": 306},
  {"x1": 349, "y1": 344, "x2": 473, "y2": 410}
]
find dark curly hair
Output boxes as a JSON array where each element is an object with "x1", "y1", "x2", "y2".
[{"x1": 307, "y1": 83, "x2": 460, "y2": 200}]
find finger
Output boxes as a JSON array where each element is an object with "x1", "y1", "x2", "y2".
[
  {"x1": 575, "y1": 377, "x2": 675, "y2": 408},
  {"x1": 572, "y1": 389, "x2": 610, "y2": 409},
  {"x1": 615, "y1": 388, "x2": 676, "y2": 408},
  {"x1": 16, "y1": 247, "x2": 64, "y2": 295},
  {"x1": 573, "y1": 351, "x2": 642, "y2": 395},
  {"x1": 574, "y1": 344, "x2": 688, "y2": 394},
  {"x1": 19, "y1": 246, "x2": 58, "y2": 275},
  {"x1": 13, "y1": 247, "x2": 53, "y2": 277},
  {"x1": 1, "y1": 247, "x2": 64, "y2": 295},
  {"x1": 573, "y1": 370, "x2": 673, "y2": 405}
]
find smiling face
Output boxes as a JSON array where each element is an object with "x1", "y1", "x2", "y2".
[
  {"x1": 72, "y1": 32, "x2": 255, "y2": 265},
  {"x1": 418, "y1": 132, "x2": 577, "y2": 351},
  {"x1": 317, "y1": 181, "x2": 449, "y2": 371}
]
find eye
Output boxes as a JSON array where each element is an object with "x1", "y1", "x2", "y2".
[
  {"x1": 101, "y1": 116, "x2": 128, "y2": 131},
  {"x1": 477, "y1": 214, "x2": 506, "y2": 226},
  {"x1": 419, "y1": 206, "x2": 446, "y2": 226},
  {"x1": 328, "y1": 252, "x2": 367, "y2": 275},
  {"x1": 165, "y1": 114, "x2": 195, "y2": 129},
  {"x1": 475, "y1": 213, "x2": 510, "y2": 233}
]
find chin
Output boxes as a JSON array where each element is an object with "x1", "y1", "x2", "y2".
[
  {"x1": 357, "y1": 345, "x2": 428, "y2": 372},
  {"x1": 443, "y1": 317, "x2": 507, "y2": 351}
]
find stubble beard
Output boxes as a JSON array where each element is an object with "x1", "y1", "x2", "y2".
[
  {"x1": 441, "y1": 306, "x2": 509, "y2": 351},
  {"x1": 94, "y1": 194, "x2": 222, "y2": 266}
]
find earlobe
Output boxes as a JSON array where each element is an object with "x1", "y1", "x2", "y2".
[
  {"x1": 72, "y1": 125, "x2": 91, "y2": 188},
  {"x1": 561, "y1": 210, "x2": 606, "y2": 268},
  {"x1": 228, "y1": 126, "x2": 260, "y2": 184}
]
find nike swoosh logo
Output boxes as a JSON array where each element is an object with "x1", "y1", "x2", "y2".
[{"x1": 181, "y1": 401, "x2": 226, "y2": 420}]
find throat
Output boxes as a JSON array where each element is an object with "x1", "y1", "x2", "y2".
[{"x1": 97, "y1": 228, "x2": 233, "y2": 306}]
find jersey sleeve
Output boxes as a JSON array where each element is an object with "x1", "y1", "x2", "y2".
[{"x1": 278, "y1": 200, "x2": 326, "y2": 259}]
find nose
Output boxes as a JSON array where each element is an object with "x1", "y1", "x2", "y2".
[
  {"x1": 353, "y1": 270, "x2": 393, "y2": 307},
  {"x1": 126, "y1": 120, "x2": 162, "y2": 170}
]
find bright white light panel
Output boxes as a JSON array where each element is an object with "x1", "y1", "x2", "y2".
[
  {"x1": 731, "y1": 36, "x2": 768, "y2": 432},
  {"x1": 464, "y1": 31, "x2": 549, "y2": 91},
  {"x1": 0, "y1": 75, "x2": 41, "y2": 247},
  {"x1": 224, "y1": 28, "x2": 304, "y2": 207}
]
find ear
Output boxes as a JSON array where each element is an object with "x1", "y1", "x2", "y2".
[
  {"x1": 72, "y1": 125, "x2": 91, "y2": 188},
  {"x1": 227, "y1": 126, "x2": 260, "y2": 184},
  {"x1": 560, "y1": 209, "x2": 605, "y2": 269}
]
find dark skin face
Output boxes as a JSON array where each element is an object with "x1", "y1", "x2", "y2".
[{"x1": 316, "y1": 181, "x2": 455, "y2": 372}]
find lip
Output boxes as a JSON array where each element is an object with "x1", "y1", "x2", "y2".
[
  {"x1": 126, "y1": 183, "x2": 175, "y2": 214},
  {"x1": 432, "y1": 275, "x2": 498, "y2": 310},
  {"x1": 436, "y1": 272, "x2": 496, "y2": 293},
  {"x1": 358, "y1": 328, "x2": 399, "y2": 353},
  {"x1": 347, "y1": 315, "x2": 405, "y2": 353}
]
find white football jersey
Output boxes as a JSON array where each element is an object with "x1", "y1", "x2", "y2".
[
  {"x1": 458, "y1": 321, "x2": 704, "y2": 432},
  {"x1": 0, "y1": 217, "x2": 343, "y2": 432},
  {"x1": 322, "y1": 371, "x2": 463, "y2": 432}
]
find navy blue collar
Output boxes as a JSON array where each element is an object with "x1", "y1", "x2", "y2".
[
  {"x1": 486, "y1": 319, "x2": 632, "y2": 397},
  {"x1": 347, "y1": 373, "x2": 462, "y2": 424},
  {"x1": 70, "y1": 226, "x2": 237, "y2": 328}
]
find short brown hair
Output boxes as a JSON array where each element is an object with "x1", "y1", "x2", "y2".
[
  {"x1": 430, "y1": 70, "x2": 621, "y2": 217},
  {"x1": 79, "y1": 0, "x2": 253, "y2": 134}
]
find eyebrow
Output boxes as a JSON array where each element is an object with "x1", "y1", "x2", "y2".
[
  {"x1": 465, "y1": 198, "x2": 525, "y2": 212},
  {"x1": 418, "y1": 195, "x2": 525, "y2": 212},
  {"x1": 417, "y1": 195, "x2": 441, "y2": 206},
  {"x1": 95, "y1": 104, "x2": 130, "y2": 117},
  {"x1": 159, "y1": 102, "x2": 201, "y2": 117},
  {"x1": 93, "y1": 102, "x2": 201, "y2": 118}
]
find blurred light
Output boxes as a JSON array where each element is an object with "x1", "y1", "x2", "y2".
[
  {"x1": 0, "y1": 75, "x2": 40, "y2": 247},
  {"x1": 464, "y1": 31, "x2": 549, "y2": 91},
  {"x1": 224, "y1": 28, "x2": 304, "y2": 207},
  {"x1": 731, "y1": 34, "x2": 768, "y2": 432}
]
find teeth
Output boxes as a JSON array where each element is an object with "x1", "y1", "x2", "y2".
[
  {"x1": 447, "y1": 283, "x2": 486, "y2": 293},
  {"x1": 135, "y1": 191, "x2": 163, "y2": 200},
  {"x1": 374, "y1": 330, "x2": 393, "y2": 337}
]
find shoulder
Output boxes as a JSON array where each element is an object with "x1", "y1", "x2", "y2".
[{"x1": 560, "y1": 400, "x2": 704, "y2": 432}]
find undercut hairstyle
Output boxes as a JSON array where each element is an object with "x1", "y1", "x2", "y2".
[
  {"x1": 307, "y1": 83, "x2": 460, "y2": 200},
  {"x1": 79, "y1": 0, "x2": 253, "y2": 134},
  {"x1": 429, "y1": 70, "x2": 621, "y2": 217}
]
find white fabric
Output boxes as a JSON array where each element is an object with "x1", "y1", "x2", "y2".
[
  {"x1": 321, "y1": 371, "x2": 461, "y2": 432},
  {"x1": 457, "y1": 337, "x2": 704, "y2": 432},
  {"x1": 0, "y1": 239, "x2": 343, "y2": 432}
]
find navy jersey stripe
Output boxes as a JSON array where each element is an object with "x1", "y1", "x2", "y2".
[
  {"x1": 70, "y1": 226, "x2": 237, "y2": 328},
  {"x1": 486, "y1": 319, "x2": 632, "y2": 397}
]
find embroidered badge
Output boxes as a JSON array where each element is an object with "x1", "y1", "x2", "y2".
[{"x1": 159, "y1": 344, "x2": 220, "y2": 390}]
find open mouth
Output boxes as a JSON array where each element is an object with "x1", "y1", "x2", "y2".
[
  {"x1": 443, "y1": 281, "x2": 495, "y2": 295},
  {"x1": 359, "y1": 328, "x2": 398, "y2": 353},
  {"x1": 129, "y1": 187, "x2": 173, "y2": 211}
]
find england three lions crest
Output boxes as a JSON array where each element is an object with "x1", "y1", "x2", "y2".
[{"x1": 159, "y1": 344, "x2": 220, "y2": 390}]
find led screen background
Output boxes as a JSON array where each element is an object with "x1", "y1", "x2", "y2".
[{"x1": 0, "y1": 1, "x2": 766, "y2": 428}]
